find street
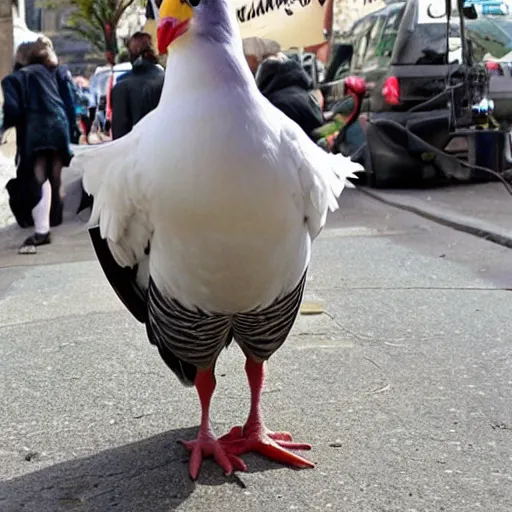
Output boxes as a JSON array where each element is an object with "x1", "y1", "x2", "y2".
[{"x1": 1, "y1": 189, "x2": 511, "y2": 511}]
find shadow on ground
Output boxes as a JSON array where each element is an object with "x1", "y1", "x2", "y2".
[{"x1": 0, "y1": 426, "x2": 280, "y2": 512}]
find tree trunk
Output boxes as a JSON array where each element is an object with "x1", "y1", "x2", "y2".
[
  {"x1": 104, "y1": 21, "x2": 118, "y2": 65},
  {"x1": 0, "y1": 0, "x2": 14, "y2": 81}
]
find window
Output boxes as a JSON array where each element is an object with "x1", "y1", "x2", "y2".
[
  {"x1": 364, "y1": 15, "x2": 387, "y2": 67},
  {"x1": 361, "y1": 4, "x2": 406, "y2": 70},
  {"x1": 465, "y1": 15, "x2": 512, "y2": 61},
  {"x1": 379, "y1": 6, "x2": 405, "y2": 59},
  {"x1": 351, "y1": 16, "x2": 376, "y2": 70}
]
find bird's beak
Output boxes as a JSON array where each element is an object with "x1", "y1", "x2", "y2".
[{"x1": 157, "y1": 0, "x2": 194, "y2": 54}]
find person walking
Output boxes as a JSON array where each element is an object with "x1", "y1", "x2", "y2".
[
  {"x1": 255, "y1": 53, "x2": 324, "y2": 140},
  {"x1": 73, "y1": 79, "x2": 94, "y2": 144},
  {"x1": 2, "y1": 37, "x2": 76, "y2": 253},
  {"x1": 111, "y1": 32, "x2": 164, "y2": 140}
]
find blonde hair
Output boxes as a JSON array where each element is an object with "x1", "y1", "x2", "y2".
[
  {"x1": 27, "y1": 36, "x2": 59, "y2": 68},
  {"x1": 261, "y1": 52, "x2": 289, "y2": 64}
]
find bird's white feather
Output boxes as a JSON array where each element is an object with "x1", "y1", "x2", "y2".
[
  {"x1": 273, "y1": 105, "x2": 363, "y2": 240},
  {"x1": 72, "y1": 116, "x2": 154, "y2": 274}
]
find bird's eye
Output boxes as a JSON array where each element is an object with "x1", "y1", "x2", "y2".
[{"x1": 184, "y1": 0, "x2": 201, "y2": 6}]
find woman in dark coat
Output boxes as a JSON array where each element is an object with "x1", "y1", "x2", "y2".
[{"x1": 2, "y1": 37, "x2": 76, "y2": 252}]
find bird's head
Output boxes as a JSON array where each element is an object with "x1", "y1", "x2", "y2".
[
  {"x1": 156, "y1": 0, "x2": 233, "y2": 54},
  {"x1": 157, "y1": 0, "x2": 196, "y2": 54}
]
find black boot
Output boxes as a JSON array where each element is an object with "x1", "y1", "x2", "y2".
[{"x1": 18, "y1": 232, "x2": 52, "y2": 254}]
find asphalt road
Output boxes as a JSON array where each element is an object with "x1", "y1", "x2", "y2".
[{"x1": 1, "y1": 190, "x2": 511, "y2": 512}]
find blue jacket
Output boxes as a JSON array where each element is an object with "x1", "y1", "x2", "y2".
[{"x1": 2, "y1": 64, "x2": 76, "y2": 165}]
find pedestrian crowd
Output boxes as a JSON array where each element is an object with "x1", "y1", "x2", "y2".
[{"x1": 1, "y1": 32, "x2": 325, "y2": 255}]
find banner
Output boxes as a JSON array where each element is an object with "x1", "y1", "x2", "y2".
[
  {"x1": 144, "y1": 0, "x2": 328, "y2": 50},
  {"x1": 230, "y1": 0, "x2": 327, "y2": 49}
]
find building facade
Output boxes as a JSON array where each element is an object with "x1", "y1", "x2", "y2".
[
  {"x1": 22, "y1": 1, "x2": 146, "y2": 76},
  {"x1": 29, "y1": 5, "x2": 102, "y2": 76},
  {"x1": 333, "y1": 0, "x2": 387, "y2": 33}
]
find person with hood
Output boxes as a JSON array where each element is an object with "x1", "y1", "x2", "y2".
[
  {"x1": 13, "y1": 42, "x2": 33, "y2": 71},
  {"x1": 255, "y1": 53, "x2": 324, "y2": 140},
  {"x1": 2, "y1": 37, "x2": 76, "y2": 253},
  {"x1": 110, "y1": 32, "x2": 165, "y2": 140}
]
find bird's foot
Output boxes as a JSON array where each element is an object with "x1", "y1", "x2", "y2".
[
  {"x1": 219, "y1": 424, "x2": 315, "y2": 469},
  {"x1": 179, "y1": 432, "x2": 247, "y2": 480}
]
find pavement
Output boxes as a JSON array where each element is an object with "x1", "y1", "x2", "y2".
[
  {"x1": 361, "y1": 182, "x2": 512, "y2": 249},
  {"x1": 1, "y1": 189, "x2": 511, "y2": 512},
  {"x1": 0, "y1": 133, "x2": 17, "y2": 230}
]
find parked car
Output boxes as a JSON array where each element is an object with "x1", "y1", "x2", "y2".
[{"x1": 312, "y1": 0, "x2": 506, "y2": 186}]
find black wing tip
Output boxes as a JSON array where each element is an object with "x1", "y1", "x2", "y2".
[
  {"x1": 88, "y1": 226, "x2": 148, "y2": 323},
  {"x1": 88, "y1": 227, "x2": 196, "y2": 386},
  {"x1": 144, "y1": 323, "x2": 196, "y2": 386},
  {"x1": 157, "y1": 345, "x2": 197, "y2": 386}
]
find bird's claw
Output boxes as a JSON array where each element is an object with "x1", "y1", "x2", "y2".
[
  {"x1": 220, "y1": 426, "x2": 294, "y2": 442},
  {"x1": 253, "y1": 440, "x2": 315, "y2": 469},
  {"x1": 179, "y1": 435, "x2": 247, "y2": 480},
  {"x1": 218, "y1": 425, "x2": 244, "y2": 443},
  {"x1": 218, "y1": 425, "x2": 314, "y2": 469}
]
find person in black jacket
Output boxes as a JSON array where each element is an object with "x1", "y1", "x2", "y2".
[
  {"x1": 111, "y1": 32, "x2": 164, "y2": 140},
  {"x1": 2, "y1": 37, "x2": 76, "y2": 252},
  {"x1": 255, "y1": 53, "x2": 324, "y2": 140}
]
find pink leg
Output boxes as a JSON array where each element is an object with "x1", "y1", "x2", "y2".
[
  {"x1": 179, "y1": 368, "x2": 246, "y2": 479},
  {"x1": 220, "y1": 359, "x2": 315, "y2": 469}
]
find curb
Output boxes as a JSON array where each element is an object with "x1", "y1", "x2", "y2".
[{"x1": 359, "y1": 187, "x2": 512, "y2": 250}]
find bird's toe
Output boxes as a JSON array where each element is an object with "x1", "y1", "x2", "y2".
[
  {"x1": 255, "y1": 441, "x2": 315, "y2": 469},
  {"x1": 179, "y1": 433, "x2": 246, "y2": 479},
  {"x1": 218, "y1": 424, "x2": 315, "y2": 469},
  {"x1": 267, "y1": 430, "x2": 293, "y2": 442}
]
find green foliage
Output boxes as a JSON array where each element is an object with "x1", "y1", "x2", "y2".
[
  {"x1": 38, "y1": 0, "x2": 145, "y2": 55},
  {"x1": 116, "y1": 48, "x2": 130, "y2": 63}
]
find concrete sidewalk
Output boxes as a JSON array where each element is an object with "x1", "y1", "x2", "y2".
[
  {"x1": 361, "y1": 182, "x2": 512, "y2": 249},
  {"x1": 1, "y1": 190, "x2": 511, "y2": 512}
]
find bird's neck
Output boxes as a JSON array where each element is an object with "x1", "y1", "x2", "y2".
[
  {"x1": 161, "y1": 31, "x2": 257, "y2": 104},
  {"x1": 194, "y1": 0, "x2": 236, "y2": 46}
]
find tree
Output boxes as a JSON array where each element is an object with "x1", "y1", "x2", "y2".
[
  {"x1": 0, "y1": 0, "x2": 14, "y2": 79},
  {"x1": 40, "y1": 0, "x2": 145, "y2": 64}
]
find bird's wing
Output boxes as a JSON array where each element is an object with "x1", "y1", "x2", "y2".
[
  {"x1": 279, "y1": 111, "x2": 364, "y2": 240},
  {"x1": 72, "y1": 117, "x2": 197, "y2": 383},
  {"x1": 76, "y1": 128, "x2": 153, "y2": 274}
]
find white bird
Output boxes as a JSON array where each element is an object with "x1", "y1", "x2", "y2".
[{"x1": 73, "y1": 0, "x2": 363, "y2": 480}]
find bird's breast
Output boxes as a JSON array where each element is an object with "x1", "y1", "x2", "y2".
[{"x1": 146, "y1": 143, "x2": 309, "y2": 313}]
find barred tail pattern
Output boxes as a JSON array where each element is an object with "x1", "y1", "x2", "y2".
[
  {"x1": 146, "y1": 271, "x2": 307, "y2": 372},
  {"x1": 233, "y1": 271, "x2": 307, "y2": 361},
  {"x1": 147, "y1": 280, "x2": 233, "y2": 369}
]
